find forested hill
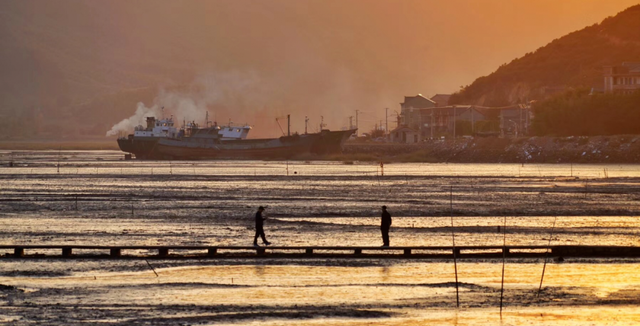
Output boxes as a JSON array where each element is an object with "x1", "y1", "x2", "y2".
[{"x1": 449, "y1": 5, "x2": 640, "y2": 106}]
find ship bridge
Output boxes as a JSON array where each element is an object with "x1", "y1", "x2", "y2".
[
  {"x1": 219, "y1": 125, "x2": 251, "y2": 140},
  {"x1": 133, "y1": 117, "x2": 178, "y2": 138}
]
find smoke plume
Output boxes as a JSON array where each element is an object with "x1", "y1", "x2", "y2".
[
  {"x1": 106, "y1": 102, "x2": 162, "y2": 137},
  {"x1": 105, "y1": 68, "x2": 375, "y2": 138},
  {"x1": 105, "y1": 71, "x2": 266, "y2": 137}
]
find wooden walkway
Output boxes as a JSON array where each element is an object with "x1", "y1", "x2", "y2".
[{"x1": 2, "y1": 245, "x2": 640, "y2": 259}]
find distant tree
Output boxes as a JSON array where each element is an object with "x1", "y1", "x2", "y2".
[
  {"x1": 455, "y1": 120, "x2": 472, "y2": 135},
  {"x1": 369, "y1": 128, "x2": 385, "y2": 139},
  {"x1": 474, "y1": 120, "x2": 500, "y2": 133},
  {"x1": 532, "y1": 89, "x2": 640, "y2": 136}
]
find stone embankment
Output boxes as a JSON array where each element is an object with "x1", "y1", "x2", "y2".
[{"x1": 343, "y1": 135, "x2": 640, "y2": 163}]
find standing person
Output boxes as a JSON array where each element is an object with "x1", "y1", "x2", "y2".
[
  {"x1": 253, "y1": 206, "x2": 271, "y2": 246},
  {"x1": 381, "y1": 205, "x2": 392, "y2": 247}
]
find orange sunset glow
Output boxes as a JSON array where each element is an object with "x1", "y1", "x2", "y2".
[
  {"x1": 1, "y1": 0, "x2": 638, "y2": 137},
  {"x1": 2, "y1": 2, "x2": 640, "y2": 325}
]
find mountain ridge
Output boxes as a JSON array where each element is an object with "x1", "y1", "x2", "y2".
[{"x1": 450, "y1": 5, "x2": 640, "y2": 106}]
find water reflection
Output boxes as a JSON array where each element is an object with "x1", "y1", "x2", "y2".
[
  {"x1": 2, "y1": 153, "x2": 640, "y2": 324},
  {"x1": 3, "y1": 150, "x2": 640, "y2": 178},
  {"x1": 254, "y1": 265, "x2": 266, "y2": 278},
  {"x1": 380, "y1": 266, "x2": 390, "y2": 282},
  {"x1": 2, "y1": 261, "x2": 639, "y2": 325}
]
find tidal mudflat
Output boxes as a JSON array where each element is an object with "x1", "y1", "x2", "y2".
[{"x1": 1, "y1": 150, "x2": 640, "y2": 325}]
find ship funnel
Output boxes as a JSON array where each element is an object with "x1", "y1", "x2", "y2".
[{"x1": 146, "y1": 117, "x2": 156, "y2": 130}]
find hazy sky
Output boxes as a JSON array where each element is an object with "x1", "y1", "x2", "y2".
[
  {"x1": 2, "y1": 0, "x2": 639, "y2": 136},
  {"x1": 158, "y1": 0, "x2": 640, "y2": 134}
]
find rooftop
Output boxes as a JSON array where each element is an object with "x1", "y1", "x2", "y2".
[{"x1": 400, "y1": 94, "x2": 436, "y2": 108}]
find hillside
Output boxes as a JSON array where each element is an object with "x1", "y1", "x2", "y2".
[
  {"x1": 449, "y1": 5, "x2": 640, "y2": 106},
  {"x1": 2, "y1": 1, "x2": 638, "y2": 140}
]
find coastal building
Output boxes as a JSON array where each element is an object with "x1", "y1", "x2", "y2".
[
  {"x1": 396, "y1": 94, "x2": 493, "y2": 141},
  {"x1": 430, "y1": 94, "x2": 451, "y2": 107},
  {"x1": 389, "y1": 126, "x2": 420, "y2": 143},
  {"x1": 421, "y1": 105, "x2": 490, "y2": 138},
  {"x1": 394, "y1": 93, "x2": 532, "y2": 141},
  {"x1": 603, "y1": 62, "x2": 640, "y2": 94},
  {"x1": 399, "y1": 94, "x2": 437, "y2": 132},
  {"x1": 498, "y1": 104, "x2": 531, "y2": 137}
]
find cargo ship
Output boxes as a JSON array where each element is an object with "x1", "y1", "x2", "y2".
[{"x1": 117, "y1": 116, "x2": 355, "y2": 160}]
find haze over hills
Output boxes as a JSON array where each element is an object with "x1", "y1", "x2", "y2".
[
  {"x1": 1, "y1": 0, "x2": 638, "y2": 139},
  {"x1": 450, "y1": 4, "x2": 640, "y2": 106}
]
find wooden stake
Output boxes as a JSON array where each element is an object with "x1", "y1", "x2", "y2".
[
  {"x1": 450, "y1": 186, "x2": 460, "y2": 308},
  {"x1": 500, "y1": 215, "x2": 507, "y2": 317},
  {"x1": 145, "y1": 259, "x2": 158, "y2": 277},
  {"x1": 538, "y1": 216, "x2": 557, "y2": 298}
]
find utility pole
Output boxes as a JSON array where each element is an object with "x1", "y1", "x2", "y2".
[
  {"x1": 287, "y1": 114, "x2": 290, "y2": 136},
  {"x1": 320, "y1": 116, "x2": 324, "y2": 131},
  {"x1": 500, "y1": 109, "x2": 505, "y2": 138},
  {"x1": 355, "y1": 110, "x2": 359, "y2": 136},
  {"x1": 525, "y1": 106, "x2": 529, "y2": 135},
  {"x1": 519, "y1": 106, "x2": 523, "y2": 137},
  {"x1": 418, "y1": 108, "x2": 422, "y2": 140},
  {"x1": 471, "y1": 107, "x2": 475, "y2": 134},
  {"x1": 305, "y1": 116, "x2": 308, "y2": 134},
  {"x1": 385, "y1": 108, "x2": 389, "y2": 134},
  {"x1": 349, "y1": 116, "x2": 353, "y2": 130},
  {"x1": 431, "y1": 108, "x2": 434, "y2": 139},
  {"x1": 453, "y1": 106, "x2": 456, "y2": 141}
]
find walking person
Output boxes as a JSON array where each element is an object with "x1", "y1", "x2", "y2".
[
  {"x1": 381, "y1": 205, "x2": 392, "y2": 247},
  {"x1": 253, "y1": 206, "x2": 271, "y2": 246}
]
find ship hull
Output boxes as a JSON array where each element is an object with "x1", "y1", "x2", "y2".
[
  {"x1": 154, "y1": 134, "x2": 321, "y2": 160},
  {"x1": 311, "y1": 129, "x2": 356, "y2": 154},
  {"x1": 118, "y1": 129, "x2": 356, "y2": 160},
  {"x1": 117, "y1": 136, "x2": 161, "y2": 159}
]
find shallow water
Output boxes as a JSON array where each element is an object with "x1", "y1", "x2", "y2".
[
  {"x1": 2, "y1": 149, "x2": 640, "y2": 178},
  {"x1": 1, "y1": 152, "x2": 639, "y2": 325},
  {"x1": 1, "y1": 259, "x2": 640, "y2": 325}
]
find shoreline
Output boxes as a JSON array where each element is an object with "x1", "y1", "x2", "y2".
[
  {"x1": 0, "y1": 140, "x2": 118, "y2": 151},
  {"x1": 2, "y1": 134, "x2": 640, "y2": 163},
  {"x1": 342, "y1": 134, "x2": 640, "y2": 163}
]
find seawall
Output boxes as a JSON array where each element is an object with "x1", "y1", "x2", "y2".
[{"x1": 343, "y1": 135, "x2": 640, "y2": 163}]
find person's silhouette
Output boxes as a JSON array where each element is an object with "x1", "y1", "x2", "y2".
[
  {"x1": 380, "y1": 205, "x2": 392, "y2": 246},
  {"x1": 253, "y1": 206, "x2": 271, "y2": 246}
]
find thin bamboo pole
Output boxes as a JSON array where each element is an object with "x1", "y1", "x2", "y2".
[
  {"x1": 145, "y1": 259, "x2": 159, "y2": 277},
  {"x1": 450, "y1": 186, "x2": 460, "y2": 307},
  {"x1": 500, "y1": 215, "x2": 507, "y2": 317},
  {"x1": 538, "y1": 216, "x2": 558, "y2": 298}
]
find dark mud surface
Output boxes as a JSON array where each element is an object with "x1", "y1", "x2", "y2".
[
  {"x1": 2, "y1": 258, "x2": 640, "y2": 325},
  {"x1": 1, "y1": 154, "x2": 640, "y2": 325}
]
